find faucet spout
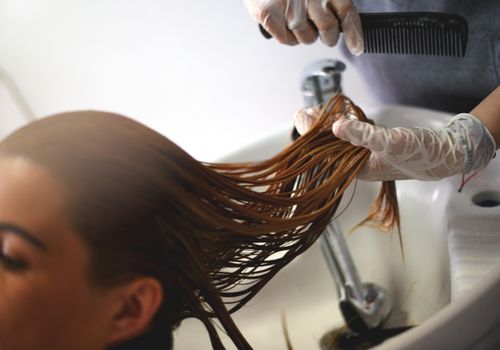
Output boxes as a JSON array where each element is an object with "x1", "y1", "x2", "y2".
[
  {"x1": 298, "y1": 59, "x2": 392, "y2": 333},
  {"x1": 321, "y1": 221, "x2": 392, "y2": 333}
]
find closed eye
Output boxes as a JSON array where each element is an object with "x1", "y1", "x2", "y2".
[{"x1": 0, "y1": 252, "x2": 28, "y2": 271}]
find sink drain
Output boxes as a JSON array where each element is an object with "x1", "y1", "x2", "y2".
[{"x1": 472, "y1": 191, "x2": 500, "y2": 208}]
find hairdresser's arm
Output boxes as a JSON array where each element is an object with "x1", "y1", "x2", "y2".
[
  {"x1": 471, "y1": 86, "x2": 500, "y2": 146},
  {"x1": 294, "y1": 86, "x2": 500, "y2": 181},
  {"x1": 330, "y1": 86, "x2": 500, "y2": 181}
]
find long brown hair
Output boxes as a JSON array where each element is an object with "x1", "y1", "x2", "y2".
[{"x1": 0, "y1": 94, "x2": 399, "y2": 349}]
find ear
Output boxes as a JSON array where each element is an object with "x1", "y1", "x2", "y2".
[{"x1": 105, "y1": 277, "x2": 163, "y2": 346}]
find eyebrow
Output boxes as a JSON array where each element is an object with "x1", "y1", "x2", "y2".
[{"x1": 0, "y1": 222, "x2": 47, "y2": 251}]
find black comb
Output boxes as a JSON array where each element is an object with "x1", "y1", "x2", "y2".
[{"x1": 259, "y1": 12, "x2": 468, "y2": 57}]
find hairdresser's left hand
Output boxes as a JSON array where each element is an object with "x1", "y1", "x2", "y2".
[
  {"x1": 294, "y1": 108, "x2": 496, "y2": 181},
  {"x1": 332, "y1": 114, "x2": 496, "y2": 181}
]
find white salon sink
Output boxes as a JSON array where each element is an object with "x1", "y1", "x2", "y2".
[{"x1": 174, "y1": 106, "x2": 500, "y2": 349}]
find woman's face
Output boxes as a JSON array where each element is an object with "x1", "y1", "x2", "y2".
[{"x1": 0, "y1": 156, "x2": 117, "y2": 350}]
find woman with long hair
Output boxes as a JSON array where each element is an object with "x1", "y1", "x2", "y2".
[
  {"x1": 0, "y1": 95, "x2": 399, "y2": 350},
  {"x1": 0, "y1": 90, "x2": 495, "y2": 349}
]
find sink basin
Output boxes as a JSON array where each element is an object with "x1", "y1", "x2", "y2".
[{"x1": 174, "y1": 106, "x2": 500, "y2": 349}]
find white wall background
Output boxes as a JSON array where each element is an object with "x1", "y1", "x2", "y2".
[{"x1": 0, "y1": 0, "x2": 375, "y2": 161}]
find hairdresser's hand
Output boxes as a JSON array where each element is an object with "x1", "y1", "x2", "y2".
[
  {"x1": 332, "y1": 114, "x2": 496, "y2": 181},
  {"x1": 244, "y1": 0, "x2": 364, "y2": 54},
  {"x1": 294, "y1": 109, "x2": 496, "y2": 181}
]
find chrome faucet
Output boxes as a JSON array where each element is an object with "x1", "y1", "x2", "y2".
[
  {"x1": 301, "y1": 59, "x2": 346, "y2": 106},
  {"x1": 298, "y1": 59, "x2": 392, "y2": 333}
]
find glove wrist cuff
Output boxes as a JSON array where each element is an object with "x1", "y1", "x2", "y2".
[{"x1": 447, "y1": 113, "x2": 496, "y2": 174}]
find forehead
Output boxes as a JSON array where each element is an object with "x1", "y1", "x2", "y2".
[
  {"x1": 0, "y1": 157, "x2": 64, "y2": 225},
  {"x1": 0, "y1": 157, "x2": 78, "y2": 253}
]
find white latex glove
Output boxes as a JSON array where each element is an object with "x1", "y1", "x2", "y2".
[
  {"x1": 294, "y1": 109, "x2": 496, "y2": 181},
  {"x1": 244, "y1": 0, "x2": 364, "y2": 54}
]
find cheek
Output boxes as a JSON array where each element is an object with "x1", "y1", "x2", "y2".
[{"x1": 0, "y1": 271, "x2": 104, "y2": 350}]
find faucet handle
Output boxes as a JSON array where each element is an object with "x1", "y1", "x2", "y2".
[
  {"x1": 291, "y1": 60, "x2": 346, "y2": 141},
  {"x1": 301, "y1": 59, "x2": 346, "y2": 108}
]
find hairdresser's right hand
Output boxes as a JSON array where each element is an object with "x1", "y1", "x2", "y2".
[
  {"x1": 294, "y1": 108, "x2": 496, "y2": 181},
  {"x1": 244, "y1": 0, "x2": 364, "y2": 54}
]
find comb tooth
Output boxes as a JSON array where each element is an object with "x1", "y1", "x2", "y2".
[
  {"x1": 408, "y1": 22, "x2": 412, "y2": 54},
  {"x1": 412, "y1": 25, "x2": 417, "y2": 55},
  {"x1": 364, "y1": 29, "x2": 368, "y2": 53},
  {"x1": 407, "y1": 23, "x2": 415, "y2": 54},
  {"x1": 456, "y1": 31, "x2": 462, "y2": 57},
  {"x1": 394, "y1": 27, "x2": 403, "y2": 54},
  {"x1": 438, "y1": 28, "x2": 442, "y2": 56},
  {"x1": 423, "y1": 27, "x2": 428, "y2": 55},
  {"x1": 449, "y1": 31, "x2": 453, "y2": 56},
  {"x1": 452, "y1": 31, "x2": 457, "y2": 57},
  {"x1": 408, "y1": 24, "x2": 415, "y2": 54},
  {"x1": 401, "y1": 26, "x2": 406, "y2": 54},
  {"x1": 438, "y1": 29, "x2": 442, "y2": 56},
  {"x1": 376, "y1": 29, "x2": 380, "y2": 53},
  {"x1": 396, "y1": 27, "x2": 403, "y2": 53},
  {"x1": 402, "y1": 26, "x2": 406, "y2": 54},
  {"x1": 374, "y1": 29, "x2": 379, "y2": 53},
  {"x1": 387, "y1": 28, "x2": 394, "y2": 53},
  {"x1": 370, "y1": 30, "x2": 377, "y2": 52},
  {"x1": 454, "y1": 31, "x2": 458, "y2": 56},
  {"x1": 368, "y1": 28, "x2": 373, "y2": 53},
  {"x1": 380, "y1": 28, "x2": 387, "y2": 53},
  {"x1": 432, "y1": 27, "x2": 437, "y2": 56},
  {"x1": 435, "y1": 28, "x2": 439, "y2": 56},
  {"x1": 414, "y1": 23, "x2": 422, "y2": 55},
  {"x1": 460, "y1": 31, "x2": 464, "y2": 56},
  {"x1": 437, "y1": 28, "x2": 443, "y2": 56},
  {"x1": 405, "y1": 26, "x2": 409, "y2": 54},
  {"x1": 419, "y1": 26, "x2": 424, "y2": 55},
  {"x1": 440, "y1": 31, "x2": 446, "y2": 56},
  {"x1": 383, "y1": 27, "x2": 388, "y2": 54},
  {"x1": 363, "y1": 30, "x2": 370, "y2": 52},
  {"x1": 386, "y1": 27, "x2": 391, "y2": 53},
  {"x1": 447, "y1": 30, "x2": 452, "y2": 57},
  {"x1": 400, "y1": 27, "x2": 404, "y2": 54},
  {"x1": 432, "y1": 27, "x2": 436, "y2": 56},
  {"x1": 366, "y1": 29, "x2": 371, "y2": 53},
  {"x1": 407, "y1": 25, "x2": 412, "y2": 54},
  {"x1": 388, "y1": 27, "x2": 392, "y2": 54},
  {"x1": 436, "y1": 28, "x2": 440, "y2": 56},
  {"x1": 455, "y1": 32, "x2": 465, "y2": 56},
  {"x1": 371, "y1": 29, "x2": 376, "y2": 53},
  {"x1": 384, "y1": 28, "x2": 390, "y2": 53},
  {"x1": 414, "y1": 24, "x2": 419, "y2": 55},
  {"x1": 392, "y1": 27, "x2": 397, "y2": 54},
  {"x1": 393, "y1": 26, "x2": 397, "y2": 54},
  {"x1": 377, "y1": 28, "x2": 382, "y2": 53},
  {"x1": 443, "y1": 29, "x2": 448, "y2": 56},
  {"x1": 428, "y1": 28, "x2": 432, "y2": 55},
  {"x1": 422, "y1": 26, "x2": 426, "y2": 55},
  {"x1": 444, "y1": 30, "x2": 448, "y2": 56},
  {"x1": 394, "y1": 27, "x2": 401, "y2": 53},
  {"x1": 429, "y1": 27, "x2": 433, "y2": 56},
  {"x1": 426, "y1": 27, "x2": 431, "y2": 55}
]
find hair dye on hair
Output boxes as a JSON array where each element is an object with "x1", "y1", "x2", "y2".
[{"x1": 0, "y1": 94, "x2": 400, "y2": 350}]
